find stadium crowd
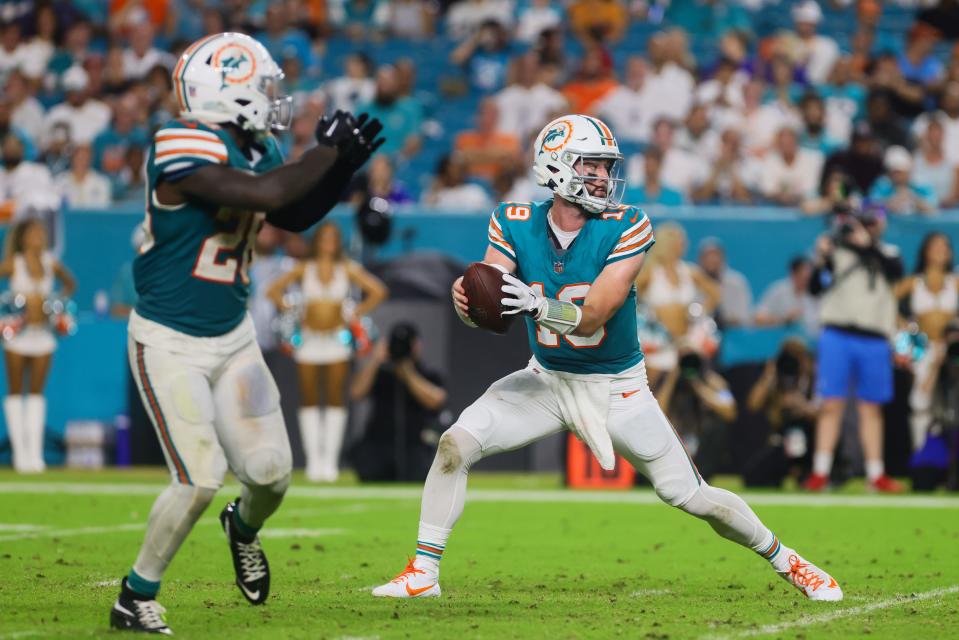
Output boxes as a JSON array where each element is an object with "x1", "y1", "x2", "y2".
[{"x1": 0, "y1": 0, "x2": 957, "y2": 489}]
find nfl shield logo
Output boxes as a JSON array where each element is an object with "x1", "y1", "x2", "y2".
[{"x1": 553, "y1": 261, "x2": 564, "y2": 274}]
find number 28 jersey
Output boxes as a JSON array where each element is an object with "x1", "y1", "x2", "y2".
[
  {"x1": 134, "y1": 118, "x2": 284, "y2": 337},
  {"x1": 487, "y1": 199, "x2": 655, "y2": 375}
]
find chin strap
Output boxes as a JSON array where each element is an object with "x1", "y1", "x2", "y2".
[{"x1": 534, "y1": 297, "x2": 582, "y2": 335}]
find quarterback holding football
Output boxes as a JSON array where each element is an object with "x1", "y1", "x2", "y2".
[
  {"x1": 110, "y1": 32, "x2": 383, "y2": 634},
  {"x1": 372, "y1": 114, "x2": 842, "y2": 602}
]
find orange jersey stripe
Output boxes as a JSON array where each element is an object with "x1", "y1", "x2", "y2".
[
  {"x1": 488, "y1": 231, "x2": 512, "y2": 248},
  {"x1": 155, "y1": 134, "x2": 221, "y2": 143},
  {"x1": 611, "y1": 232, "x2": 652, "y2": 255},
  {"x1": 156, "y1": 148, "x2": 227, "y2": 162},
  {"x1": 617, "y1": 220, "x2": 650, "y2": 244}
]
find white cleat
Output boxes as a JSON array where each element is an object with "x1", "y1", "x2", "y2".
[
  {"x1": 372, "y1": 559, "x2": 441, "y2": 599},
  {"x1": 779, "y1": 553, "x2": 843, "y2": 601}
]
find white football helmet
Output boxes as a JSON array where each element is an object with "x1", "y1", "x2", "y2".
[
  {"x1": 173, "y1": 32, "x2": 292, "y2": 132},
  {"x1": 532, "y1": 114, "x2": 626, "y2": 214}
]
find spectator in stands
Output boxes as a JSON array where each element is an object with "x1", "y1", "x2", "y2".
[
  {"x1": 789, "y1": 0, "x2": 839, "y2": 85},
  {"x1": 737, "y1": 78, "x2": 796, "y2": 158},
  {"x1": 821, "y1": 121, "x2": 884, "y2": 196},
  {"x1": 765, "y1": 55, "x2": 804, "y2": 111},
  {"x1": 349, "y1": 323, "x2": 446, "y2": 482},
  {"x1": 45, "y1": 19, "x2": 93, "y2": 91},
  {"x1": 695, "y1": 56, "x2": 746, "y2": 118},
  {"x1": 0, "y1": 20, "x2": 27, "y2": 80},
  {"x1": 422, "y1": 153, "x2": 492, "y2": 210},
  {"x1": 596, "y1": 55, "x2": 653, "y2": 144},
  {"x1": 121, "y1": 22, "x2": 175, "y2": 81},
  {"x1": 325, "y1": 53, "x2": 376, "y2": 115},
  {"x1": 869, "y1": 146, "x2": 938, "y2": 216},
  {"x1": 101, "y1": 44, "x2": 131, "y2": 97},
  {"x1": 380, "y1": 0, "x2": 435, "y2": 40},
  {"x1": 913, "y1": 81, "x2": 959, "y2": 165},
  {"x1": 898, "y1": 24, "x2": 945, "y2": 94},
  {"x1": 755, "y1": 257, "x2": 818, "y2": 337},
  {"x1": 43, "y1": 66, "x2": 110, "y2": 148},
  {"x1": 628, "y1": 117, "x2": 705, "y2": 199},
  {"x1": 567, "y1": 0, "x2": 627, "y2": 45},
  {"x1": 0, "y1": 134, "x2": 55, "y2": 217},
  {"x1": 698, "y1": 237, "x2": 752, "y2": 328},
  {"x1": 445, "y1": 0, "x2": 514, "y2": 41},
  {"x1": 39, "y1": 122, "x2": 71, "y2": 177},
  {"x1": 93, "y1": 94, "x2": 148, "y2": 190},
  {"x1": 494, "y1": 52, "x2": 567, "y2": 143},
  {"x1": 454, "y1": 98, "x2": 520, "y2": 182},
  {"x1": 450, "y1": 18, "x2": 512, "y2": 94},
  {"x1": 5, "y1": 71, "x2": 44, "y2": 144},
  {"x1": 625, "y1": 147, "x2": 684, "y2": 206},
  {"x1": 534, "y1": 25, "x2": 565, "y2": 71},
  {"x1": 644, "y1": 32, "x2": 694, "y2": 125},
  {"x1": 113, "y1": 144, "x2": 146, "y2": 202},
  {"x1": 675, "y1": 103, "x2": 719, "y2": 159},
  {"x1": 798, "y1": 92, "x2": 842, "y2": 155},
  {"x1": 55, "y1": 144, "x2": 111, "y2": 208},
  {"x1": 349, "y1": 155, "x2": 414, "y2": 208},
  {"x1": 358, "y1": 65, "x2": 423, "y2": 159},
  {"x1": 818, "y1": 57, "x2": 863, "y2": 144},
  {"x1": 257, "y1": 4, "x2": 314, "y2": 72},
  {"x1": 913, "y1": 116, "x2": 959, "y2": 208},
  {"x1": 692, "y1": 128, "x2": 758, "y2": 205},
  {"x1": 759, "y1": 125, "x2": 823, "y2": 207},
  {"x1": 563, "y1": 46, "x2": 617, "y2": 115},
  {"x1": 19, "y1": 3, "x2": 56, "y2": 81},
  {"x1": 865, "y1": 90, "x2": 913, "y2": 150},
  {"x1": 918, "y1": 1, "x2": 959, "y2": 41},
  {"x1": 635, "y1": 222, "x2": 719, "y2": 342},
  {"x1": 516, "y1": 0, "x2": 562, "y2": 44},
  {"x1": 871, "y1": 54, "x2": 924, "y2": 121}
]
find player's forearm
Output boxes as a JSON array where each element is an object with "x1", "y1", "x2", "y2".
[
  {"x1": 572, "y1": 304, "x2": 611, "y2": 337},
  {"x1": 266, "y1": 161, "x2": 352, "y2": 232}
]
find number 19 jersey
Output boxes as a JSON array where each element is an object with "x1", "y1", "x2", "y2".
[
  {"x1": 487, "y1": 199, "x2": 655, "y2": 375},
  {"x1": 134, "y1": 118, "x2": 284, "y2": 337}
]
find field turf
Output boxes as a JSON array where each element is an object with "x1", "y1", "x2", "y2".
[{"x1": 1, "y1": 469, "x2": 958, "y2": 639}]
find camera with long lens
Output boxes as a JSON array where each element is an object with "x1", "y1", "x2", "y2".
[
  {"x1": 388, "y1": 323, "x2": 417, "y2": 362},
  {"x1": 679, "y1": 351, "x2": 704, "y2": 381},
  {"x1": 832, "y1": 199, "x2": 880, "y2": 241},
  {"x1": 775, "y1": 351, "x2": 801, "y2": 392}
]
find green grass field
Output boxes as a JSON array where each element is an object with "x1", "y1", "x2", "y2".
[{"x1": 1, "y1": 470, "x2": 958, "y2": 640}]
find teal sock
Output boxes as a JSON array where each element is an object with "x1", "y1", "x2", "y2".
[
  {"x1": 232, "y1": 508, "x2": 259, "y2": 542},
  {"x1": 127, "y1": 569, "x2": 160, "y2": 599}
]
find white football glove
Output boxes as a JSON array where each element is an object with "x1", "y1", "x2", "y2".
[
  {"x1": 500, "y1": 273, "x2": 545, "y2": 317},
  {"x1": 500, "y1": 274, "x2": 582, "y2": 335}
]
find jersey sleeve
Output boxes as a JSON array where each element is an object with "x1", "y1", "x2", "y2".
[
  {"x1": 487, "y1": 203, "x2": 517, "y2": 260},
  {"x1": 152, "y1": 121, "x2": 229, "y2": 182},
  {"x1": 606, "y1": 207, "x2": 654, "y2": 264}
]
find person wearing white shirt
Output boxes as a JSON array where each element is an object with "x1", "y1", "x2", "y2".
[
  {"x1": 516, "y1": 0, "x2": 561, "y2": 44},
  {"x1": 759, "y1": 126, "x2": 824, "y2": 206},
  {"x1": 737, "y1": 79, "x2": 800, "y2": 157},
  {"x1": 643, "y1": 33, "x2": 695, "y2": 124},
  {"x1": 627, "y1": 118, "x2": 707, "y2": 199},
  {"x1": 912, "y1": 82, "x2": 959, "y2": 166},
  {"x1": 5, "y1": 71, "x2": 45, "y2": 143},
  {"x1": 423, "y1": 154, "x2": 492, "y2": 211},
  {"x1": 912, "y1": 116, "x2": 959, "y2": 207},
  {"x1": 121, "y1": 22, "x2": 176, "y2": 81},
  {"x1": 790, "y1": 1, "x2": 840, "y2": 85},
  {"x1": 55, "y1": 145, "x2": 112, "y2": 208},
  {"x1": 446, "y1": 0, "x2": 514, "y2": 40},
  {"x1": 43, "y1": 66, "x2": 111, "y2": 148},
  {"x1": 324, "y1": 53, "x2": 376, "y2": 114},
  {"x1": 0, "y1": 135, "x2": 55, "y2": 212},
  {"x1": 493, "y1": 52, "x2": 567, "y2": 142},
  {"x1": 596, "y1": 55, "x2": 655, "y2": 144}
]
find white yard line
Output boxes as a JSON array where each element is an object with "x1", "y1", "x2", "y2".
[
  {"x1": 702, "y1": 584, "x2": 959, "y2": 639},
  {"x1": 2, "y1": 482, "x2": 959, "y2": 509},
  {"x1": 0, "y1": 522, "x2": 146, "y2": 542}
]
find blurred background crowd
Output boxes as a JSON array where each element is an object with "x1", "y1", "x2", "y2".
[{"x1": 0, "y1": 0, "x2": 958, "y2": 492}]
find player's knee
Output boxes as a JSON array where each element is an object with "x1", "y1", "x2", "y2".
[
  {"x1": 436, "y1": 431, "x2": 464, "y2": 474},
  {"x1": 655, "y1": 476, "x2": 699, "y2": 508},
  {"x1": 239, "y1": 447, "x2": 292, "y2": 492},
  {"x1": 236, "y1": 362, "x2": 281, "y2": 419}
]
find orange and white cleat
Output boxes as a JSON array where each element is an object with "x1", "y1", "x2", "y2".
[
  {"x1": 371, "y1": 558, "x2": 441, "y2": 599},
  {"x1": 779, "y1": 553, "x2": 843, "y2": 601}
]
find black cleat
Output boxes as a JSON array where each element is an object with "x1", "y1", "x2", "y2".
[
  {"x1": 109, "y1": 577, "x2": 173, "y2": 634},
  {"x1": 219, "y1": 499, "x2": 270, "y2": 605}
]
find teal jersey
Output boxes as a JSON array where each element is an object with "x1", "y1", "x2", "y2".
[
  {"x1": 134, "y1": 118, "x2": 284, "y2": 337},
  {"x1": 488, "y1": 199, "x2": 655, "y2": 374}
]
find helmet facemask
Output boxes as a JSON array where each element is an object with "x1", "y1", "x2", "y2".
[
  {"x1": 237, "y1": 71, "x2": 292, "y2": 132},
  {"x1": 565, "y1": 151, "x2": 626, "y2": 214}
]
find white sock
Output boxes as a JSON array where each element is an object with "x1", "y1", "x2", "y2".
[
  {"x1": 321, "y1": 406, "x2": 347, "y2": 480},
  {"x1": 865, "y1": 459, "x2": 884, "y2": 481},
  {"x1": 4, "y1": 396, "x2": 26, "y2": 472},
  {"x1": 812, "y1": 451, "x2": 834, "y2": 477},
  {"x1": 24, "y1": 395, "x2": 45, "y2": 472},
  {"x1": 297, "y1": 406, "x2": 322, "y2": 480},
  {"x1": 415, "y1": 522, "x2": 451, "y2": 577}
]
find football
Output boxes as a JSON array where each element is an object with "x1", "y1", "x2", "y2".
[{"x1": 462, "y1": 262, "x2": 514, "y2": 335}]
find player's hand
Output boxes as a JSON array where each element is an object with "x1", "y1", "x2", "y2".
[
  {"x1": 501, "y1": 273, "x2": 545, "y2": 317},
  {"x1": 452, "y1": 276, "x2": 469, "y2": 316},
  {"x1": 314, "y1": 110, "x2": 358, "y2": 150},
  {"x1": 340, "y1": 112, "x2": 386, "y2": 171}
]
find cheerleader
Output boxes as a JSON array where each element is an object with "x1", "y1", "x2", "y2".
[
  {"x1": 0, "y1": 219, "x2": 76, "y2": 472},
  {"x1": 268, "y1": 222, "x2": 387, "y2": 481}
]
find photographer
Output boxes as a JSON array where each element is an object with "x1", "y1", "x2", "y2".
[
  {"x1": 348, "y1": 323, "x2": 447, "y2": 482},
  {"x1": 744, "y1": 338, "x2": 818, "y2": 487},
  {"x1": 805, "y1": 202, "x2": 905, "y2": 492},
  {"x1": 656, "y1": 345, "x2": 737, "y2": 479}
]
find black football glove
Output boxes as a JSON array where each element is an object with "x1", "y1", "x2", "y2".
[{"x1": 314, "y1": 110, "x2": 385, "y2": 173}]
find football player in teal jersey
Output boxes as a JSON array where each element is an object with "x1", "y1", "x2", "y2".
[
  {"x1": 373, "y1": 115, "x2": 842, "y2": 602},
  {"x1": 110, "y1": 33, "x2": 384, "y2": 634}
]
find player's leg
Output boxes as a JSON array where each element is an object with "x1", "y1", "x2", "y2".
[
  {"x1": 24, "y1": 354, "x2": 52, "y2": 472},
  {"x1": 112, "y1": 338, "x2": 227, "y2": 633},
  {"x1": 212, "y1": 340, "x2": 292, "y2": 605},
  {"x1": 3, "y1": 350, "x2": 27, "y2": 472},
  {"x1": 805, "y1": 327, "x2": 852, "y2": 490},
  {"x1": 296, "y1": 362, "x2": 324, "y2": 481},
  {"x1": 373, "y1": 366, "x2": 564, "y2": 598},
  {"x1": 320, "y1": 359, "x2": 350, "y2": 481},
  {"x1": 608, "y1": 378, "x2": 842, "y2": 601}
]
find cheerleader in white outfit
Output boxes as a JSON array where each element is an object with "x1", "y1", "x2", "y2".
[
  {"x1": 0, "y1": 219, "x2": 76, "y2": 472},
  {"x1": 268, "y1": 223, "x2": 387, "y2": 481}
]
